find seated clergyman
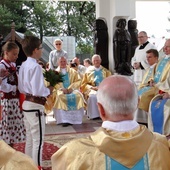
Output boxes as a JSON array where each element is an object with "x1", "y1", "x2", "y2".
[
  {"x1": 81, "y1": 54, "x2": 111, "y2": 119},
  {"x1": 50, "y1": 56, "x2": 85, "y2": 127},
  {"x1": 51, "y1": 75, "x2": 170, "y2": 170}
]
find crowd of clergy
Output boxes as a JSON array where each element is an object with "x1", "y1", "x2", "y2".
[
  {"x1": 45, "y1": 36, "x2": 170, "y2": 136},
  {"x1": 2, "y1": 34, "x2": 170, "y2": 169},
  {"x1": 45, "y1": 54, "x2": 111, "y2": 127}
]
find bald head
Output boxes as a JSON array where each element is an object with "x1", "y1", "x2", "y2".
[
  {"x1": 72, "y1": 57, "x2": 80, "y2": 65},
  {"x1": 97, "y1": 75, "x2": 138, "y2": 120}
]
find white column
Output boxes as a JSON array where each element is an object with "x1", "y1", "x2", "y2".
[{"x1": 95, "y1": 0, "x2": 136, "y2": 73}]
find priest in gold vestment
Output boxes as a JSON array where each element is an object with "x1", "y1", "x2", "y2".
[
  {"x1": 0, "y1": 140, "x2": 38, "y2": 170},
  {"x1": 137, "y1": 48, "x2": 170, "y2": 113},
  {"x1": 134, "y1": 49, "x2": 158, "y2": 124},
  {"x1": 147, "y1": 39, "x2": 170, "y2": 136},
  {"x1": 81, "y1": 54, "x2": 111, "y2": 119},
  {"x1": 51, "y1": 56, "x2": 85, "y2": 126},
  {"x1": 51, "y1": 75, "x2": 170, "y2": 170}
]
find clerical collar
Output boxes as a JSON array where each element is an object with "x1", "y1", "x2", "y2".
[
  {"x1": 150, "y1": 63, "x2": 157, "y2": 68},
  {"x1": 165, "y1": 55, "x2": 170, "y2": 59},
  {"x1": 94, "y1": 66, "x2": 101, "y2": 71},
  {"x1": 102, "y1": 120, "x2": 139, "y2": 132},
  {"x1": 139, "y1": 41, "x2": 149, "y2": 50},
  {"x1": 61, "y1": 68, "x2": 67, "y2": 74}
]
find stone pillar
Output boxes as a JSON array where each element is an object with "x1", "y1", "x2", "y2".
[{"x1": 95, "y1": 0, "x2": 136, "y2": 73}]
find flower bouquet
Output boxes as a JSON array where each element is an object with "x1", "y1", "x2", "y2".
[{"x1": 43, "y1": 69, "x2": 63, "y2": 87}]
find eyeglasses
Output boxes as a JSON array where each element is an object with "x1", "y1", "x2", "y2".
[
  {"x1": 56, "y1": 44, "x2": 61, "y2": 46},
  {"x1": 38, "y1": 46, "x2": 43, "y2": 50},
  {"x1": 138, "y1": 36, "x2": 146, "y2": 38}
]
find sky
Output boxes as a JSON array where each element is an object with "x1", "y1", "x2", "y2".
[{"x1": 136, "y1": 1, "x2": 170, "y2": 38}]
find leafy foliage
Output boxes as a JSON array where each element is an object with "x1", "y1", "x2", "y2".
[
  {"x1": 0, "y1": 1, "x2": 95, "y2": 54},
  {"x1": 43, "y1": 69, "x2": 63, "y2": 87}
]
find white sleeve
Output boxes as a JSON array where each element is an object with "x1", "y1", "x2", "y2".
[
  {"x1": 30, "y1": 65, "x2": 50, "y2": 96},
  {"x1": 141, "y1": 60, "x2": 150, "y2": 70},
  {"x1": 131, "y1": 51, "x2": 137, "y2": 66},
  {"x1": 0, "y1": 80, "x2": 17, "y2": 93},
  {"x1": 49, "y1": 51, "x2": 54, "y2": 70}
]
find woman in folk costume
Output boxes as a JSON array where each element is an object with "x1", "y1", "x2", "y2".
[
  {"x1": 52, "y1": 56, "x2": 85, "y2": 127},
  {"x1": 0, "y1": 41, "x2": 25, "y2": 146}
]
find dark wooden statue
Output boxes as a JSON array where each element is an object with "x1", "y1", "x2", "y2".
[
  {"x1": 113, "y1": 18, "x2": 132, "y2": 75},
  {"x1": 128, "y1": 20, "x2": 139, "y2": 59},
  {"x1": 93, "y1": 17, "x2": 109, "y2": 69}
]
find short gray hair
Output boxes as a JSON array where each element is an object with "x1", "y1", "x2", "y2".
[
  {"x1": 92, "y1": 54, "x2": 101, "y2": 62},
  {"x1": 53, "y1": 38, "x2": 63, "y2": 46},
  {"x1": 57, "y1": 56, "x2": 68, "y2": 64},
  {"x1": 97, "y1": 75, "x2": 138, "y2": 116}
]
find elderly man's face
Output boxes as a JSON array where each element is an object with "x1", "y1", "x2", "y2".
[
  {"x1": 163, "y1": 40, "x2": 170, "y2": 55},
  {"x1": 72, "y1": 58, "x2": 80, "y2": 65},
  {"x1": 138, "y1": 32, "x2": 148, "y2": 45},
  {"x1": 58, "y1": 57, "x2": 67, "y2": 68},
  {"x1": 92, "y1": 57, "x2": 101, "y2": 68},
  {"x1": 55, "y1": 41, "x2": 62, "y2": 50}
]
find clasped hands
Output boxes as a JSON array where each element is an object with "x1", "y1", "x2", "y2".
[
  {"x1": 0, "y1": 68, "x2": 10, "y2": 85},
  {"x1": 61, "y1": 88, "x2": 73, "y2": 94},
  {"x1": 147, "y1": 79, "x2": 170, "y2": 99},
  {"x1": 0, "y1": 68, "x2": 9, "y2": 77},
  {"x1": 161, "y1": 93, "x2": 170, "y2": 99},
  {"x1": 91, "y1": 86, "x2": 98, "y2": 91},
  {"x1": 148, "y1": 79, "x2": 155, "y2": 87}
]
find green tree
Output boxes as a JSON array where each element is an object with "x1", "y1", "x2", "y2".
[
  {"x1": 0, "y1": 0, "x2": 25, "y2": 36},
  {"x1": 0, "y1": 1, "x2": 95, "y2": 54},
  {"x1": 56, "y1": 2, "x2": 95, "y2": 54}
]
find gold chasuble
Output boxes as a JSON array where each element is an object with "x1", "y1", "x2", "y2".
[
  {"x1": 148, "y1": 94, "x2": 170, "y2": 136},
  {"x1": 138, "y1": 64, "x2": 157, "y2": 112},
  {"x1": 0, "y1": 140, "x2": 38, "y2": 170},
  {"x1": 51, "y1": 126, "x2": 170, "y2": 170},
  {"x1": 81, "y1": 66, "x2": 111, "y2": 99},
  {"x1": 148, "y1": 70, "x2": 170, "y2": 136},
  {"x1": 45, "y1": 66, "x2": 85, "y2": 112},
  {"x1": 138, "y1": 57, "x2": 170, "y2": 112}
]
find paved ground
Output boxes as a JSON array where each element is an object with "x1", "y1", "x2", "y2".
[{"x1": 45, "y1": 112, "x2": 102, "y2": 135}]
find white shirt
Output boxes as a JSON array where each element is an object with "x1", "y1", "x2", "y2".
[
  {"x1": 102, "y1": 120, "x2": 139, "y2": 132},
  {"x1": 18, "y1": 57, "x2": 50, "y2": 97}
]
